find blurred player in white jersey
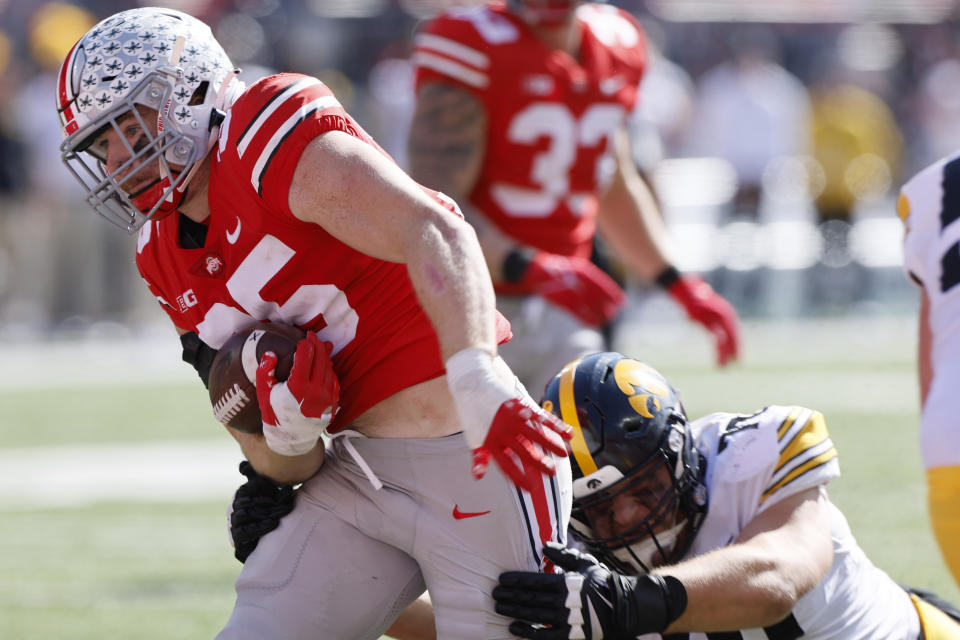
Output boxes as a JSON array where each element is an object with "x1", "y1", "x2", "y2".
[
  {"x1": 899, "y1": 157, "x2": 960, "y2": 588},
  {"x1": 409, "y1": 0, "x2": 740, "y2": 398},
  {"x1": 56, "y1": 7, "x2": 573, "y2": 638},
  {"x1": 493, "y1": 352, "x2": 960, "y2": 639}
]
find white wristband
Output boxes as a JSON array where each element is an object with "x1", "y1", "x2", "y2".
[
  {"x1": 445, "y1": 347, "x2": 517, "y2": 449},
  {"x1": 262, "y1": 382, "x2": 332, "y2": 456}
]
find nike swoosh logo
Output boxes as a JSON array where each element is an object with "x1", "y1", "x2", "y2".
[
  {"x1": 225, "y1": 217, "x2": 241, "y2": 244},
  {"x1": 452, "y1": 505, "x2": 491, "y2": 520}
]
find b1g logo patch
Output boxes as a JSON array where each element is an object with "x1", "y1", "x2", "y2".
[{"x1": 177, "y1": 288, "x2": 198, "y2": 312}]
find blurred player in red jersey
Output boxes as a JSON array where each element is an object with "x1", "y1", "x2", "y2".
[
  {"x1": 56, "y1": 8, "x2": 573, "y2": 638},
  {"x1": 409, "y1": 0, "x2": 741, "y2": 398}
]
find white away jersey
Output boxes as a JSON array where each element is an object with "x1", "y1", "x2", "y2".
[
  {"x1": 640, "y1": 406, "x2": 919, "y2": 640},
  {"x1": 899, "y1": 152, "x2": 960, "y2": 379}
]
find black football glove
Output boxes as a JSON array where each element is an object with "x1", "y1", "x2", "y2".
[
  {"x1": 229, "y1": 460, "x2": 296, "y2": 563},
  {"x1": 180, "y1": 331, "x2": 218, "y2": 389},
  {"x1": 493, "y1": 542, "x2": 687, "y2": 640}
]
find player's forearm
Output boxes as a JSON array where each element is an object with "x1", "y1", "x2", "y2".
[
  {"x1": 661, "y1": 487, "x2": 834, "y2": 633},
  {"x1": 658, "y1": 545, "x2": 807, "y2": 633},
  {"x1": 596, "y1": 131, "x2": 674, "y2": 283},
  {"x1": 406, "y1": 215, "x2": 498, "y2": 359},
  {"x1": 422, "y1": 195, "x2": 514, "y2": 280},
  {"x1": 229, "y1": 430, "x2": 325, "y2": 485},
  {"x1": 658, "y1": 491, "x2": 833, "y2": 638}
]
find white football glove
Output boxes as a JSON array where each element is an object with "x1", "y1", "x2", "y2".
[{"x1": 256, "y1": 333, "x2": 339, "y2": 456}]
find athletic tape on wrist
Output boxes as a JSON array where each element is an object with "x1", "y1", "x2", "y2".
[{"x1": 445, "y1": 347, "x2": 516, "y2": 448}]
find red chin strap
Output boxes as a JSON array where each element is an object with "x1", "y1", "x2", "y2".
[{"x1": 131, "y1": 175, "x2": 184, "y2": 221}]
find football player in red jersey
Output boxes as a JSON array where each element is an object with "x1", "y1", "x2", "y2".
[
  {"x1": 56, "y1": 8, "x2": 574, "y2": 639},
  {"x1": 410, "y1": 0, "x2": 741, "y2": 397}
]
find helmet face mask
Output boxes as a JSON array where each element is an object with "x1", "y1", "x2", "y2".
[
  {"x1": 61, "y1": 80, "x2": 195, "y2": 231},
  {"x1": 56, "y1": 8, "x2": 239, "y2": 233},
  {"x1": 541, "y1": 352, "x2": 708, "y2": 574},
  {"x1": 573, "y1": 455, "x2": 691, "y2": 573}
]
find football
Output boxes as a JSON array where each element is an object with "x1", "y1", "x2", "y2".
[{"x1": 208, "y1": 322, "x2": 307, "y2": 433}]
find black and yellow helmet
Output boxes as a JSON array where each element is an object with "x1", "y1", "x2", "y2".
[{"x1": 541, "y1": 352, "x2": 707, "y2": 573}]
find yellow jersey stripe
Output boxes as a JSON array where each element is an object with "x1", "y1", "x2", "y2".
[
  {"x1": 927, "y1": 465, "x2": 960, "y2": 586},
  {"x1": 761, "y1": 447, "x2": 838, "y2": 504},
  {"x1": 897, "y1": 192, "x2": 910, "y2": 223},
  {"x1": 777, "y1": 406, "x2": 803, "y2": 441},
  {"x1": 558, "y1": 359, "x2": 597, "y2": 476},
  {"x1": 777, "y1": 410, "x2": 829, "y2": 473}
]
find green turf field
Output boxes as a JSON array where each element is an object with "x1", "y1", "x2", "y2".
[{"x1": 1, "y1": 315, "x2": 957, "y2": 639}]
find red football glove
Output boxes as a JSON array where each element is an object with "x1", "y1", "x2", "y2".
[
  {"x1": 256, "y1": 333, "x2": 340, "y2": 456},
  {"x1": 471, "y1": 398, "x2": 572, "y2": 490},
  {"x1": 445, "y1": 348, "x2": 572, "y2": 492},
  {"x1": 520, "y1": 252, "x2": 626, "y2": 328},
  {"x1": 667, "y1": 275, "x2": 741, "y2": 367}
]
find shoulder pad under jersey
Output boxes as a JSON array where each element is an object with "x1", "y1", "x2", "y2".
[
  {"x1": 898, "y1": 151, "x2": 960, "y2": 287},
  {"x1": 696, "y1": 405, "x2": 839, "y2": 508},
  {"x1": 412, "y1": 6, "x2": 521, "y2": 94},
  {"x1": 219, "y1": 73, "x2": 353, "y2": 201}
]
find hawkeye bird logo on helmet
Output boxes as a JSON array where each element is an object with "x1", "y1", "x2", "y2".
[{"x1": 541, "y1": 352, "x2": 707, "y2": 574}]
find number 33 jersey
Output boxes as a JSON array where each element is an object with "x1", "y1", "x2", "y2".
[
  {"x1": 413, "y1": 2, "x2": 647, "y2": 289},
  {"x1": 135, "y1": 73, "x2": 507, "y2": 432}
]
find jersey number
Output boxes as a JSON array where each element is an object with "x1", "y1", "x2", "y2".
[
  {"x1": 717, "y1": 410, "x2": 764, "y2": 453},
  {"x1": 495, "y1": 102, "x2": 625, "y2": 218},
  {"x1": 197, "y1": 235, "x2": 359, "y2": 353},
  {"x1": 940, "y1": 158, "x2": 960, "y2": 292}
]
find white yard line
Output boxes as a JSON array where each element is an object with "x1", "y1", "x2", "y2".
[
  {"x1": 0, "y1": 333, "x2": 193, "y2": 390},
  {"x1": 0, "y1": 316, "x2": 916, "y2": 508},
  {"x1": 0, "y1": 337, "x2": 244, "y2": 508},
  {"x1": 0, "y1": 439, "x2": 244, "y2": 508}
]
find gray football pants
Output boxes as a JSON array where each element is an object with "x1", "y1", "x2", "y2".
[{"x1": 216, "y1": 432, "x2": 572, "y2": 639}]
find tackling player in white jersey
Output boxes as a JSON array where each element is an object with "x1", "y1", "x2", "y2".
[
  {"x1": 493, "y1": 352, "x2": 960, "y2": 639},
  {"x1": 899, "y1": 156, "x2": 960, "y2": 588}
]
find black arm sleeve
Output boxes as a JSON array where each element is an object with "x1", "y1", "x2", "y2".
[{"x1": 180, "y1": 331, "x2": 218, "y2": 389}]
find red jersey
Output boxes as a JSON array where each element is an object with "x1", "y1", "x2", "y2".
[
  {"x1": 413, "y1": 2, "x2": 647, "y2": 294},
  {"x1": 136, "y1": 73, "x2": 509, "y2": 432}
]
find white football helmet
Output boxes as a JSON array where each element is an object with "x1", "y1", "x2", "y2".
[{"x1": 56, "y1": 7, "x2": 242, "y2": 232}]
